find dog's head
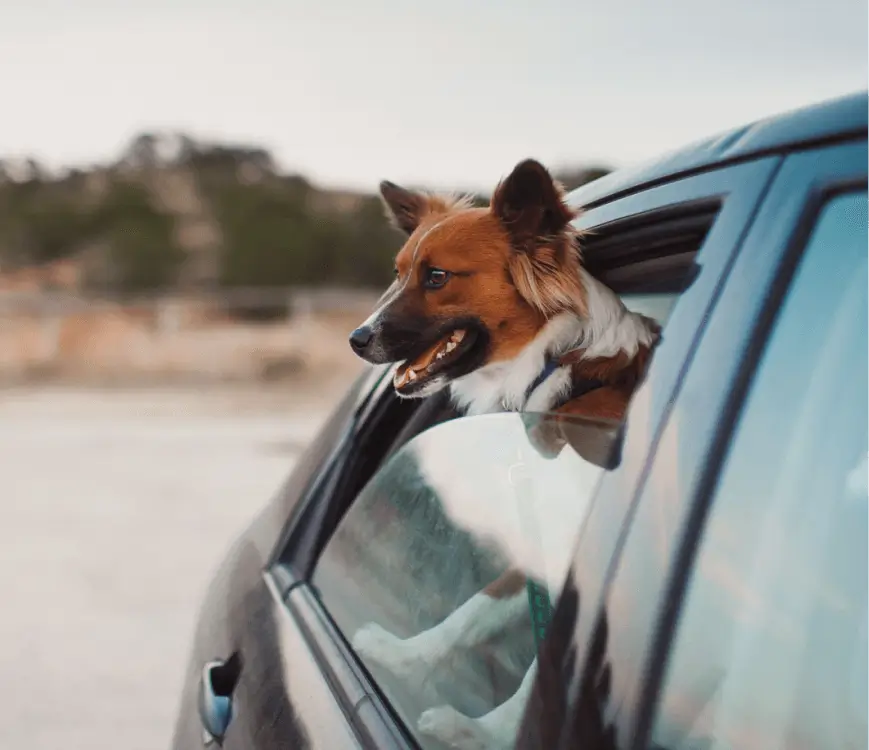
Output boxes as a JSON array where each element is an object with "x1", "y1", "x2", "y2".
[{"x1": 349, "y1": 159, "x2": 587, "y2": 397}]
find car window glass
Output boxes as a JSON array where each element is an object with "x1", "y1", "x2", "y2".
[
  {"x1": 314, "y1": 411, "x2": 620, "y2": 749},
  {"x1": 621, "y1": 292, "x2": 679, "y2": 325},
  {"x1": 649, "y1": 191, "x2": 868, "y2": 750}
]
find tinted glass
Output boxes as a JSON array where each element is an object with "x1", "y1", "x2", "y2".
[{"x1": 650, "y1": 191, "x2": 868, "y2": 750}]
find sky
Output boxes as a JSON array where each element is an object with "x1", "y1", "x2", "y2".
[{"x1": 0, "y1": 0, "x2": 866, "y2": 192}]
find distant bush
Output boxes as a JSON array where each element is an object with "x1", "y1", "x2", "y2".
[
  {"x1": 0, "y1": 178, "x2": 93, "y2": 266},
  {"x1": 212, "y1": 181, "x2": 315, "y2": 287},
  {"x1": 208, "y1": 181, "x2": 400, "y2": 289},
  {"x1": 330, "y1": 196, "x2": 403, "y2": 287},
  {"x1": 91, "y1": 181, "x2": 184, "y2": 293},
  {"x1": 0, "y1": 134, "x2": 612, "y2": 293}
]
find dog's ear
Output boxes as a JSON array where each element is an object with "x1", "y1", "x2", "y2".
[
  {"x1": 379, "y1": 181, "x2": 430, "y2": 235},
  {"x1": 493, "y1": 160, "x2": 585, "y2": 317},
  {"x1": 491, "y1": 159, "x2": 575, "y2": 252}
]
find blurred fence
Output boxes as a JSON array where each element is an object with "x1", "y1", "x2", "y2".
[{"x1": 0, "y1": 287, "x2": 381, "y2": 386}]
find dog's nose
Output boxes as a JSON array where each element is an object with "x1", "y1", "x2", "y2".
[{"x1": 349, "y1": 326, "x2": 374, "y2": 353}]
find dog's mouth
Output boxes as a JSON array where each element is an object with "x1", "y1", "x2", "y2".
[{"x1": 393, "y1": 328, "x2": 478, "y2": 393}]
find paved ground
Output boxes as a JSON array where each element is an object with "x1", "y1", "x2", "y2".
[{"x1": 0, "y1": 386, "x2": 334, "y2": 750}]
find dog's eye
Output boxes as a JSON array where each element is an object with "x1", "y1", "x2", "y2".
[
  {"x1": 424, "y1": 268, "x2": 451, "y2": 289},
  {"x1": 393, "y1": 267, "x2": 399, "y2": 277}
]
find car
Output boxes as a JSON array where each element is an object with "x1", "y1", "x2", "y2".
[{"x1": 170, "y1": 91, "x2": 868, "y2": 750}]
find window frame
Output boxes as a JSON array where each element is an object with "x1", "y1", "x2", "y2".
[
  {"x1": 576, "y1": 139, "x2": 868, "y2": 750},
  {"x1": 648, "y1": 188, "x2": 868, "y2": 750},
  {"x1": 272, "y1": 363, "x2": 435, "y2": 586},
  {"x1": 268, "y1": 154, "x2": 786, "y2": 749},
  {"x1": 532, "y1": 156, "x2": 784, "y2": 708}
]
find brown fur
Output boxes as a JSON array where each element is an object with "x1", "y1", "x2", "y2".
[
  {"x1": 379, "y1": 160, "x2": 588, "y2": 365},
  {"x1": 490, "y1": 161, "x2": 586, "y2": 318},
  {"x1": 374, "y1": 160, "x2": 660, "y2": 453},
  {"x1": 376, "y1": 160, "x2": 660, "y2": 460},
  {"x1": 380, "y1": 180, "x2": 475, "y2": 234},
  {"x1": 523, "y1": 344, "x2": 658, "y2": 459},
  {"x1": 556, "y1": 342, "x2": 657, "y2": 420},
  {"x1": 483, "y1": 569, "x2": 528, "y2": 599}
]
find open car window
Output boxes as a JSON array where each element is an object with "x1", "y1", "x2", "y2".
[
  {"x1": 303, "y1": 202, "x2": 716, "y2": 750},
  {"x1": 276, "y1": 186, "x2": 722, "y2": 582},
  {"x1": 283, "y1": 178, "x2": 749, "y2": 749},
  {"x1": 312, "y1": 410, "x2": 620, "y2": 749}
]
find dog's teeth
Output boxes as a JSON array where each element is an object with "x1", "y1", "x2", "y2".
[
  {"x1": 436, "y1": 351, "x2": 445, "y2": 360},
  {"x1": 408, "y1": 369, "x2": 417, "y2": 381},
  {"x1": 445, "y1": 342, "x2": 457, "y2": 353},
  {"x1": 452, "y1": 330, "x2": 466, "y2": 343}
]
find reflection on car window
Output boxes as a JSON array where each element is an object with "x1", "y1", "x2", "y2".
[
  {"x1": 314, "y1": 411, "x2": 619, "y2": 749},
  {"x1": 622, "y1": 292, "x2": 680, "y2": 324},
  {"x1": 650, "y1": 192, "x2": 868, "y2": 750}
]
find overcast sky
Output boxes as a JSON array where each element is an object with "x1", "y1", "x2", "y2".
[{"x1": 1, "y1": 0, "x2": 865, "y2": 191}]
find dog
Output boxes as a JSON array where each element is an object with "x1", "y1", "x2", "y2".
[{"x1": 347, "y1": 158, "x2": 659, "y2": 749}]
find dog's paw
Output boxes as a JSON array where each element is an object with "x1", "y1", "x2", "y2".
[
  {"x1": 524, "y1": 414, "x2": 567, "y2": 459},
  {"x1": 353, "y1": 623, "x2": 404, "y2": 668},
  {"x1": 352, "y1": 623, "x2": 429, "y2": 680},
  {"x1": 418, "y1": 706, "x2": 493, "y2": 750}
]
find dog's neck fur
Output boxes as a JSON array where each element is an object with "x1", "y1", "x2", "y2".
[{"x1": 450, "y1": 270, "x2": 656, "y2": 416}]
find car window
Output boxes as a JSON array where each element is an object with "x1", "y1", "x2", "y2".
[
  {"x1": 621, "y1": 292, "x2": 679, "y2": 325},
  {"x1": 313, "y1": 410, "x2": 621, "y2": 749},
  {"x1": 649, "y1": 191, "x2": 868, "y2": 750},
  {"x1": 304, "y1": 202, "x2": 715, "y2": 747}
]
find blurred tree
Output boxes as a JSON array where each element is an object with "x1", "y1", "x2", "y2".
[
  {"x1": 24, "y1": 158, "x2": 45, "y2": 182},
  {"x1": 331, "y1": 196, "x2": 403, "y2": 287},
  {"x1": 211, "y1": 181, "x2": 319, "y2": 287},
  {"x1": 0, "y1": 130, "x2": 615, "y2": 295},
  {"x1": 124, "y1": 133, "x2": 160, "y2": 170},
  {"x1": 0, "y1": 177, "x2": 92, "y2": 267},
  {"x1": 91, "y1": 181, "x2": 183, "y2": 293}
]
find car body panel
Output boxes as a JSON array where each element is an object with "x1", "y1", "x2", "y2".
[
  {"x1": 607, "y1": 139, "x2": 869, "y2": 749},
  {"x1": 170, "y1": 537, "x2": 364, "y2": 749},
  {"x1": 515, "y1": 138, "x2": 868, "y2": 750},
  {"x1": 554, "y1": 157, "x2": 781, "y2": 691},
  {"x1": 170, "y1": 535, "x2": 312, "y2": 749},
  {"x1": 170, "y1": 374, "x2": 374, "y2": 749}
]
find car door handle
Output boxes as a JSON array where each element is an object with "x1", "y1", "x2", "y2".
[{"x1": 198, "y1": 653, "x2": 242, "y2": 747}]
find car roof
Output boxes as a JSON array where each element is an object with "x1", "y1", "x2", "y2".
[{"x1": 568, "y1": 90, "x2": 868, "y2": 209}]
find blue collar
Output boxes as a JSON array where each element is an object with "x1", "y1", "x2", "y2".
[
  {"x1": 526, "y1": 357, "x2": 561, "y2": 398},
  {"x1": 524, "y1": 355, "x2": 606, "y2": 410}
]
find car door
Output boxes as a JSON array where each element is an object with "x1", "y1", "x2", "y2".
[
  {"x1": 506, "y1": 154, "x2": 786, "y2": 749},
  {"x1": 530, "y1": 139, "x2": 866, "y2": 750},
  {"x1": 253, "y1": 156, "x2": 782, "y2": 750},
  {"x1": 169, "y1": 364, "x2": 400, "y2": 750}
]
